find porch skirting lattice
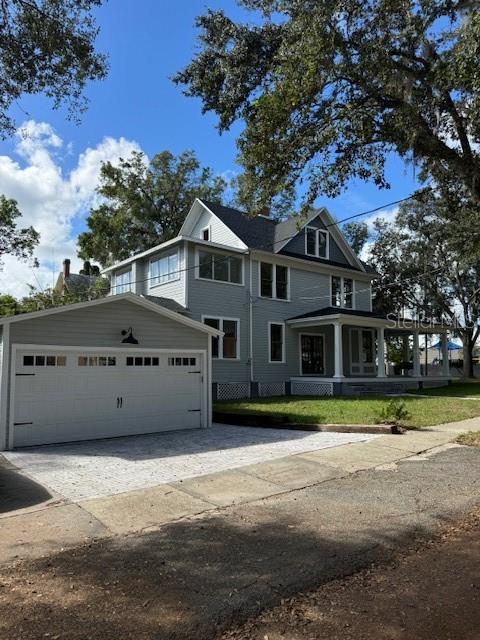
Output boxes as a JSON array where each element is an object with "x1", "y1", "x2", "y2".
[
  {"x1": 291, "y1": 381, "x2": 334, "y2": 396},
  {"x1": 258, "y1": 382, "x2": 286, "y2": 397},
  {"x1": 216, "y1": 382, "x2": 251, "y2": 401}
]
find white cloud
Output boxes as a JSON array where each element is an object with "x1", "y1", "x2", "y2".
[
  {"x1": 0, "y1": 121, "x2": 141, "y2": 297},
  {"x1": 358, "y1": 205, "x2": 399, "y2": 262}
]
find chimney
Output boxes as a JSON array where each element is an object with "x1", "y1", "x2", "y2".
[
  {"x1": 257, "y1": 206, "x2": 270, "y2": 218},
  {"x1": 63, "y1": 258, "x2": 71, "y2": 278}
]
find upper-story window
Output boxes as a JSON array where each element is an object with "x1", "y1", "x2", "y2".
[
  {"x1": 260, "y1": 262, "x2": 289, "y2": 300},
  {"x1": 113, "y1": 269, "x2": 132, "y2": 294},
  {"x1": 198, "y1": 250, "x2": 243, "y2": 285},
  {"x1": 202, "y1": 226, "x2": 211, "y2": 241},
  {"x1": 332, "y1": 276, "x2": 353, "y2": 308},
  {"x1": 306, "y1": 227, "x2": 328, "y2": 258},
  {"x1": 150, "y1": 251, "x2": 179, "y2": 286}
]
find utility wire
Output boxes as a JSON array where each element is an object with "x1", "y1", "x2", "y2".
[
  {"x1": 96, "y1": 193, "x2": 418, "y2": 294},
  {"x1": 5, "y1": 192, "x2": 418, "y2": 309}
]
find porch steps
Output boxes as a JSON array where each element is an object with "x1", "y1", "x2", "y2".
[{"x1": 347, "y1": 382, "x2": 416, "y2": 396}]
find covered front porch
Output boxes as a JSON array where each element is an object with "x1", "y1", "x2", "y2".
[{"x1": 287, "y1": 308, "x2": 451, "y2": 395}]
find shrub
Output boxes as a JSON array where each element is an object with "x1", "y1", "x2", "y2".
[{"x1": 377, "y1": 398, "x2": 411, "y2": 425}]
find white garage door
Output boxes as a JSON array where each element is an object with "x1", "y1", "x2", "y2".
[{"x1": 12, "y1": 347, "x2": 205, "y2": 447}]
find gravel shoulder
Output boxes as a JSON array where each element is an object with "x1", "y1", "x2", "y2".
[{"x1": 220, "y1": 508, "x2": 480, "y2": 640}]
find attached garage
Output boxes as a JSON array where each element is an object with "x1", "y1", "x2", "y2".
[{"x1": 0, "y1": 294, "x2": 221, "y2": 449}]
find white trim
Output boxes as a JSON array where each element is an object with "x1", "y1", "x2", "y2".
[
  {"x1": 251, "y1": 249, "x2": 376, "y2": 280},
  {"x1": 0, "y1": 292, "x2": 223, "y2": 337},
  {"x1": 331, "y1": 275, "x2": 355, "y2": 310},
  {"x1": 298, "y1": 332, "x2": 326, "y2": 376},
  {"x1": 201, "y1": 315, "x2": 241, "y2": 361},
  {"x1": 148, "y1": 247, "x2": 181, "y2": 289},
  {"x1": 195, "y1": 246, "x2": 245, "y2": 287},
  {"x1": 0, "y1": 323, "x2": 10, "y2": 450},
  {"x1": 179, "y1": 198, "x2": 249, "y2": 250},
  {"x1": 102, "y1": 236, "x2": 184, "y2": 273},
  {"x1": 268, "y1": 321, "x2": 286, "y2": 364},
  {"x1": 305, "y1": 226, "x2": 329, "y2": 259},
  {"x1": 7, "y1": 344, "x2": 210, "y2": 450},
  {"x1": 201, "y1": 224, "x2": 212, "y2": 242},
  {"x1": 258, "y1": 260, "x2": 290, "y2": 301}
]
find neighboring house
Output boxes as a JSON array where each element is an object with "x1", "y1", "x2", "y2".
[
  {"x1": 103, "y1": 199, "x2": 452, "y2": 398},
  {"x1": 55, "y1": 259, "x2": 99, "y2": 296}
]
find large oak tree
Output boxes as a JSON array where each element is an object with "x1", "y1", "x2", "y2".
[
  {"x1": 369, "y1": 187, "x2": 480, "y2": 377},
  {"x1": 78, "y1": 150, "x2": 228, "y2": 266},
  {"x1": 0, "y1": 196, "x2": 38, "y2": 267},
  {"x1": 175, "y1": 0, "x2": 480, "y2": 210},
  {"x1": 0, "y1": 0, "x2": 107, "y2": 137}
]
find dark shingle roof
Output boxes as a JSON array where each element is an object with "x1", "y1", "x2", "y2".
[
  {"x1": 203, "y1": 201, "x2": 374, "y2": 274},
  {"x1": 141, "y1": 295, "x2": 189, "y2": 315},
  {"x1": 202, "y1": 201, "x2": 276, "y2": 250},
  {"x1": 288, "y1": 307, "x2": 391, "y2": 321}
]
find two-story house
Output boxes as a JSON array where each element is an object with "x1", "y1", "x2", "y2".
[{"x1": 104, "y1": 199, "x2": 451, "y2": 399}]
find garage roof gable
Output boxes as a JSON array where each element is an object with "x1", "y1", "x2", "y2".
[{"x1": 0, "y1": 293, "x2": 223, "y2": 337}]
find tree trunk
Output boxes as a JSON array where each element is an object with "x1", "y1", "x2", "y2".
[{"x1": 462, "y1": 331, "x2": 475, "y2": 378}]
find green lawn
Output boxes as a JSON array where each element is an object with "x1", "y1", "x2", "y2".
[
  {"x1": 215, "y1": 390, "x2": 480, "y2": 429},
  {"x1": 411, "y1": 379, "x2": 480, "y2": 397}
]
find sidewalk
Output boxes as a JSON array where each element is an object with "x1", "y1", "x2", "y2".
[{"x1": 0, "y1": 419, "x2": 477, "y2": 564}]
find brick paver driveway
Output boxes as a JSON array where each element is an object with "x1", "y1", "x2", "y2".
[{"x1": 3, "y1": 424, "x2": 378, "y2": 502}]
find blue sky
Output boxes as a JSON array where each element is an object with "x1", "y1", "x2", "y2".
[{"x1": 0, "y1": 0, "x2": 419, "y2": 296}]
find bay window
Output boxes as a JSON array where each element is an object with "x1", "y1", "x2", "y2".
[
  {"x1": 198, "y1": 250, "x2": 243, "y2": 284},
  {"x1": 113, "y1": 270, "x2": 132, "y2": 294},
  {"x1": 150, "y1": 251, "x2": 179, "y2": 286}
]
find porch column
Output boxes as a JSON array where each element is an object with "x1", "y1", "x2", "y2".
[
  {"x1": 412, "y1": 331, "x2": 421, "y2": 377},
  {"x1": 441, "y1": 331, "x2": 450, "y2": 377},
  {"x1": 334, "y1": 322, "x2": 344, "y2": 378},
  {"x1": 377, "y1": 327, "x2": 386, "y2": 377}
]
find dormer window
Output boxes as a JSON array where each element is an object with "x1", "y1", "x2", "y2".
[
  {"x1": 202, "y1": 226, "x2": 211, "y2": 241},
  {"x1": 306, "y1": 227, "x2": 328, "y2": 258}
]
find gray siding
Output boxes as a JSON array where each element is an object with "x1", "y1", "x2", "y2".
[
  {"x1": 251, "y1": 258, "x2": 334, "y2": 382},
  {"x1": 145, "y1": 245, "x2": 186, "y2": 306},
  {"x1": 190, "y1": 207, "x2": 244, "y2": 248},
  {"x1": 186, "y1": 244, "x2": 250, "y2": 383},
  {"x1": 10, "y1": 299, "x2": 207, "y2": 351},
  {"x1": 355, "y1": 279, "x2": 372, "y2": 312},
  {"x1": 282, "y1": 215, "x2": 350, "y2": 266}
]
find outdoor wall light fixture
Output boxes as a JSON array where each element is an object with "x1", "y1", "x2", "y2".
[{"x1": 121, "y1": 327, "x2": 139, "y2": 345}]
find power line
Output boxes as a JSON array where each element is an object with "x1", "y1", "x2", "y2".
[
  {"x1": 100, "y1": 193, "x2": 418, "y2": 294},
  {"x1": 4, "y1": 192, "x2": 418, "y2": 308}
]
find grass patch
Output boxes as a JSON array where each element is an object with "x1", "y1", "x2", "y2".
[
  {"x1": 215, "y1": 394, "x2": 480, "y2": 429},
  {"x1": 410, "y1": 379, "x2": 480, "y2": 397},
  {"x1": 456, "y1": 431, "x2": 480, "y2": 447}
]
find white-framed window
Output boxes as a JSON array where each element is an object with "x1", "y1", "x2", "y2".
[
  {"x1": 259, "y1": 262, "x2": 289, "y2": 300},
  {"x1": 305, "y1": 227, "x2": 329, "y2": 258},
  {"x1": 269, "y1": 322, "x2": 285, "y2": 363},
  {"x1": 198, "y1": 249, "x2": 243, "y2": 285},
  {"x1": 203, "y1": 316, "x2": 239, "y2": 359},
  {"x1": 113, "y1": 269, "x2": 132, "y2": 294},
  {"x1": 201, "y1": 226, "x2": 211, "y2": 241},
  {"x1": 150, "y1": 251, "x2": 179, "y2": 286},
  {"x1": 331, "y1": 276, "x2": 354, "y2": 309}
]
